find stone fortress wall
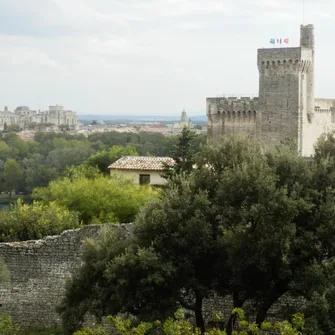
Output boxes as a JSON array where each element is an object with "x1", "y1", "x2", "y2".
[
  {"x1": 207, "y1": 24, "x2": 335, "y2": 156},
  {"x1": 206, "y1": 97, "x2": 259, "y2": 139},
  {"x1": 0, "y1": 225, "x2": 103, "y2": 330}
]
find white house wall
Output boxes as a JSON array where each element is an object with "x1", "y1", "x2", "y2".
[{"x1": 111, "y1": 170, "x2": 167, "y2": 185}]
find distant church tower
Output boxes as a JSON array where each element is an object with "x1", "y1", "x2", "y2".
[
  {"x1": 180, "y1": 109, "x2": 188, "y2": 123},
  {"x1": 207, "y1": 24, "x2": 335, "y2": 156}
]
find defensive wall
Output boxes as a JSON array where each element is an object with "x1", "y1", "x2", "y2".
[
  {"x1": 0, "y1": 224, "x2": 302, "y2": 331},
  {"x1": 0, "y1": 225, "x2": 105, "y2": 330},
  {"x1": 206, "y1": 97, "x2": 259, "y2": 139}
]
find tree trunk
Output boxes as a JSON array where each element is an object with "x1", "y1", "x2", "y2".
[
  {"x1": 226, "y1": 292, "x2": 246, "y2": 335},
  {"x1": 255, "y1": 292, "x2": 284, "y2": 326},
  {"x1": 195, "y1": 294, "x2": 205, "y2": 334}
]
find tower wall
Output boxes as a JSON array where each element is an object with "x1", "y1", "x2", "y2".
[
  {"x1": 301, "y1": 24, "x2": 315, "y2": 121},
  {"x1": 206, "y1": 97, "x2": 259, "y2": 141},
  {"x1": 257, "y1": 47, "x2": 302, "y2": 151},
  {"x1": 300, "y1": 25, "x2": 317, "y2": 156}
]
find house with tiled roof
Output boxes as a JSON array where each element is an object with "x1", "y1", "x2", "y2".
[{"x1": 108, "y1": 156, "x2": 175, "y2": 186}]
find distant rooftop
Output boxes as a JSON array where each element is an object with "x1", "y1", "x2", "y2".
[{"x1": 108, "y1": 156, "x2": 174, "y2": 171}]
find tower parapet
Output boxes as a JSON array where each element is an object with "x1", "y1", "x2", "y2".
[
  {"x1": 207, "y1": 97, "x2": 258, "y2": 118},
  {"x1": 300, "y1": 24, "x2": 314, "y2": 50},
  {"x1": 207, "y1": 97, "x2": 259, "y2": 140}
]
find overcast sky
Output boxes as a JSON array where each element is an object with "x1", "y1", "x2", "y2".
[{"x1": 0, "y1": 0, "x2": 334, "y2": 115}]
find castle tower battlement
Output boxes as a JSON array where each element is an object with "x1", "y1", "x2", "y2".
[
  {"x1": 207, "y1": 97, "x2": 259, "y2": 139},
  {"x1": 207, "y1": 97, "x2": 259, "y2": 114},
  {"x1": 207, "y1": 24, "x2": 335, "y2": 156}
]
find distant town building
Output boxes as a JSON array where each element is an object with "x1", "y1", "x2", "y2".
[
  {"x1": 0, "y1": 105, "x2": 78, "y2": 131},
  {"x1": 108, "y1": 156, "x2": 174, "y2": 186},
  {"x1": 179, "y1": 109, "x2": 192, "y2": 128}
]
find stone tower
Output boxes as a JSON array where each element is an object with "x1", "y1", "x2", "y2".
[
  {"x1": 257, "y1": 24, "x2": 315, "y2": 155},
  {"x1": 207, "y1": 24, "x2": 335, "y2": 156}
]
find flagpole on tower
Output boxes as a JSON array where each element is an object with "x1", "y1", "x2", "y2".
[{"x1": 302, "y1": 0, "x2": 305, "y2": 24}]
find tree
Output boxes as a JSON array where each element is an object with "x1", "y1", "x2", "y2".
[
  {"x1": 59, "y1": 135, "x2": 335, "y2": 335},
  {"x1": 22, "y1": 154, "x2": 59, "y2": 192},
  {"x1": 164, "y1": 127, "x2": 197, "y2": 178},
  {"x1": 33, "y1": 174, "x2": 157, "y2": 224},
  {"x1": 85, "y1": 144, "x2": 139, "y2": 174},
  {"x1": 45, "y1": 145, "x2": 95, "y2": 173},
  {"x1": 3, "y1": 159, "x2": 24, "y2": 195},
  {"x1": 6, "y1": 124, "x2": 21, "y2": 133},
  {"x1": 4, "y1": 133, "x2": 29, "y2": 158},
  {"x1": 0, "y1": 141, "x2": 11, "y2": 160}
]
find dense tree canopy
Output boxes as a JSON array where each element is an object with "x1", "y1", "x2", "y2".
[
  {"x1": 164, "y1": 127, "x2": 197, "y2": 178},
  {"x1": 0, "y1": 131, "x2": 206, "y2": 195},
  {"x1": 3, "y1": 159, "x2": 24, "y2": 195},
  {"x1": 59, "y1": 135, "x2": 335, "y2": 335},
  {"x1": 85, "y1": 144, "x2": 139, "y2": 174}
]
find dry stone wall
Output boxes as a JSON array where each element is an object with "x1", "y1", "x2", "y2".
[{"x1": 0, "y1": 224, "x2": 105, "y2": 330}]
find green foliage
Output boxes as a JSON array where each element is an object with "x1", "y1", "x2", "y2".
[
  {"x1": 60, "y1": 135, "x2": 335, "y2": 335},
  {"x1": 4, "y1": 159, "x2": 24, "y2": 193},
  {"x1": 85, "y1": 144, "x2": 139, "y2": 174},
  {"x1": 0, "y1": 199, "x2": 81, "y2": 242},
  {"x1": 33, "y1": 174, "x2": 156, "y2": 224},
  {"x1": 73, "y1": 327, "x2": 109, "y2": 335},
  {"x1": 0, "y1": 130, "x2": 205, "y2": 195},
  {"x1": 58, "y1": 227, "x2": 130, "y2": 334},
  {"x1": 163, "y1": 127, "x2": 197, "y2": 178},
  {"x1": 22, "y1": 154, "x2": 59, "y2": 192},
  {"x1": 5, "y1": 124, "x2": 21, "y2": 133},
  {"x1": 87, "y1": 131, "x2": 206, "y2": 157},
  {"x1": 0, "y1": 140, "x2": 11, "y2": 160},
  {"x1": 72, "y1": 309, "x2": 304, "y2": 335},
  {"x1": 0, "y1": 313, "x2": 19, "y2": 335}
]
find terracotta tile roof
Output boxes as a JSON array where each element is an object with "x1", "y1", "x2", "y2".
[{"x1": 108, "y1": 156, "x2": 175, "y2": 171}]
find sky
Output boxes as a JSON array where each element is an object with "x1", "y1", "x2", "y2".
[{"x1": 0, "y1": 0, "x2": 334, "y2": 115}]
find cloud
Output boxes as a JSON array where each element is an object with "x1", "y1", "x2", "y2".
[
  {"x1": 0, "y1": 35, "x2": 63, "y2": 70},
  {"x1": 0, "y1": 0, "x2": 334, "y2": 114}
]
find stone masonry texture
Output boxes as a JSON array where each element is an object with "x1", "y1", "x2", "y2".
[{"x1": 0, "y1": 225, "x2": 104, "y2": 330}]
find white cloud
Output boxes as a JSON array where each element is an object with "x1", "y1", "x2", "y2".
[
  {"x1": 0, "y1": 0, "x2": 334, "y2": 114},
  {"x1": 0, "y1": 35, "x2": 63, "y2": 70}
]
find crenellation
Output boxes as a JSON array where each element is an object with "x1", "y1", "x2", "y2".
[{"x1": 207, "y1": 97, "x2": 259, "y2": 115}]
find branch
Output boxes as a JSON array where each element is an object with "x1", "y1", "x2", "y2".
[{"x1": 178, "y1": 298, "x2": 195, "y2": 311}]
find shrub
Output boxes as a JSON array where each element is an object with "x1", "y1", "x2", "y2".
[
  {"x1": 33, "y1": 175, "x2": 157, "y2": 224},
  {"x1": 71, "y1": 309, "x2": 304, "y2": 335},
  {"x1": 0, "y1": 199, "x2": 81, "y2": 242}
]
